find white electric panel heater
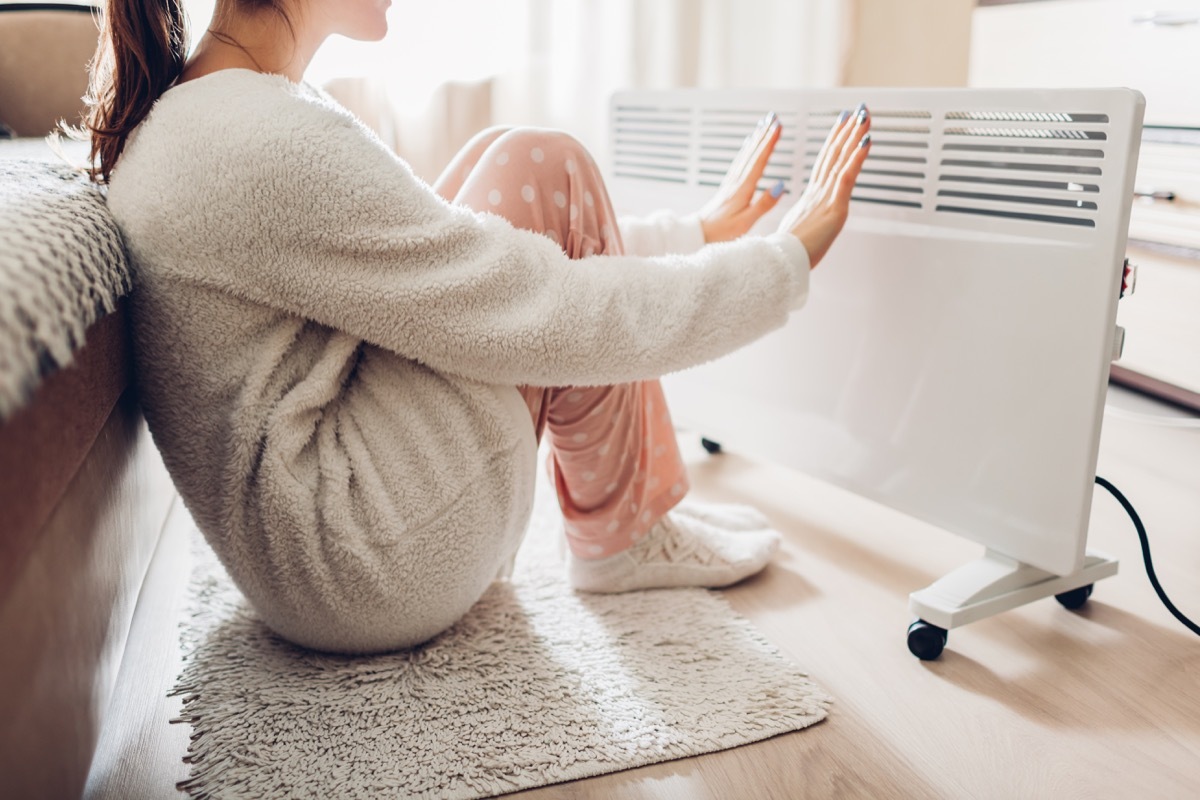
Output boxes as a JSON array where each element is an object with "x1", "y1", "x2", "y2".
[{"x1": 608, "y1": 88, "x2": 1144, "y2": 643}]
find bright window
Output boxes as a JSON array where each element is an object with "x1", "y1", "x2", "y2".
[{"x1": 185, "y1": 1, "x2": 530, "y2": 110}]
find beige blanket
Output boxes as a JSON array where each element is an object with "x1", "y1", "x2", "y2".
[{"x1": 0, "y1": 150, "x2": 130, "y2": 420}]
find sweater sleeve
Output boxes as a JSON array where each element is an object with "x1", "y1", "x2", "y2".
[
  {"x1": 618, "y1": 211, "x2": 810, "y2": 311},
  {"x1": 617, "y1": 210, "x2": 707, "y2": 257},
  {"x1": 191, "y1": 94, "x2": 810, "y2": 388}
]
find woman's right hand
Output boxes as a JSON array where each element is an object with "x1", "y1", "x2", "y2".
[{"x1": 777, "y1": 104, "x2": 872, "y2": 268}]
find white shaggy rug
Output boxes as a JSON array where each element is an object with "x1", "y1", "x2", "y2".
[{"x1": 172, "y1": 481, "x2": 831, "y2": 799}]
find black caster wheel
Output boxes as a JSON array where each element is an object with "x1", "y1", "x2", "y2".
[
  {"x1": 1055, "y1": 583, "x2": 1093, "y2": 610},
  {"x1": 907, "y1": 620, "x2": 948, "y2": 661},
  {"x1": 700, "y1": 437, "x2": 723, "y2": 455}
]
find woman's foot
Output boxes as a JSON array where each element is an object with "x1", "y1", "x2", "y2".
[{"x1": 568, "y1": 512, "x2": 781, "y2": 594}]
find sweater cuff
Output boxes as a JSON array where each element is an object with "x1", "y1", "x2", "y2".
[
  {"x1": 617, "y1": 211, "x2": 707, "y2": 257},
  {"x1": 765, "y1": 232, "x2": 811, "y2": 311},
  {"x1": 672, "y1": 214, "x2": 708, "y2": 255}
]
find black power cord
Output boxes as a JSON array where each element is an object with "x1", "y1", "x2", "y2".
[{"x1": 1095, "y1": 475, "x2": 1200, "y2": 637}]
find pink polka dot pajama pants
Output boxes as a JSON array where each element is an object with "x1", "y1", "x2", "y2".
[{"x1": 433, "y1": 127, "x2": 690, "y2": 560}]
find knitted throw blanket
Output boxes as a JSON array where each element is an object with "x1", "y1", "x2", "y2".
[{"x1": 0, "y1": 159, "x2": 131, "y2": 420}]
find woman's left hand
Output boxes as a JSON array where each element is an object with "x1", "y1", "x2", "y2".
[{"x1": 699, "y1": 112, "x2": 786, "y2": 243}]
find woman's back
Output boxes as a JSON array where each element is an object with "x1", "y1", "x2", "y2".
[
  {"x1": 95, "y1": 0, "x2": 870, "y2": 655},
  {"x1": 109, "y1": 70, "x2": 543, "y2": 653}
]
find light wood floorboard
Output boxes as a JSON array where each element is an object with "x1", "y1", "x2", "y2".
[
  {"x1": 85, "y1": 497, "x2": 195, "y2": 800},
  {"x1": 90, "y1": 388, "x2": 1200, "y2": 798},
  {"x1": 514, "y1": 389, "x2": 1200, "y2": 799}
]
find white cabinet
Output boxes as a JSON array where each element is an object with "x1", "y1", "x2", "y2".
[
  {"x1": 971, "y1": 0, "x2": 1200, "y2": 127},
  {"x1": 973, "y1": 0, "x2": 1200, "y2": 405}
]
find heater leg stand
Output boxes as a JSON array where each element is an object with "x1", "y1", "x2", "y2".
[{"x1": 906, "y1": 548, "x2": 1118, "y2": 659}]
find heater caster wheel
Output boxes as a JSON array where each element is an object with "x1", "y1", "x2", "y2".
[
  {"x1": 700, "y1": 437, "x2": 723, "y2": 455},
  {"x1": 1055, "y1": 583, "x2": 1094, "y2": 610},
  {"x1": 907, "y1": 620, "x2": 948, "y2": 661}
]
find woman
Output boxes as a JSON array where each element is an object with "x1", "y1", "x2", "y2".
[{"x1": 90, "y1": 0, "x2": 871, "y2": 653}]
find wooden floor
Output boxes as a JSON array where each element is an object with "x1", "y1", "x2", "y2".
[
  {"x1": 88, "y1": 386, "x2": 1200, "y2": 799},
  {"x1": 508, "y1": 388, "x2": 1200, "y2": 800}
]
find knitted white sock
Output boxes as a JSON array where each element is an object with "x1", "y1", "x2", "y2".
[
  {"x1": 568, "y1": 511, "x2": 781, "y2": 594},
  {"x1": 673, "y1": 499, "x2": 770, "y2": 532}
]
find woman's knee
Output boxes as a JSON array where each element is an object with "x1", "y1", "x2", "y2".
[
  {"x1": 457, "y1": 126, "x2": 619, "y2": 256},
  {"x1": 435, "y1": 125, "x2": 517, "y2": 200},
  {"x1": 488, "y1": 127, "x2": 599, "y2": 177},
  {"x1": 464, "y1": 124, "x2": 516, "y2": 154}
]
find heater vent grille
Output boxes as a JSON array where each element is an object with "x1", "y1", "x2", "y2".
[
  {"x1": 696, "y1": 108, "x2": 803, "y2": 195},
  {"x1": 611, "y1": 105, "x2": 691, "y2": 185},
  {"x1": 934, "y1": 109, "x2": 1110, "y2": 228},
  {"x1": 802, "y1": 108, "x2": 932, "y2": 210},
  {"x1": 611, "y1": 94, "x2": 1125, "y2": 234},
  {"x1": 944, "y1": 111, "x2": 1110, "y2": 123}
]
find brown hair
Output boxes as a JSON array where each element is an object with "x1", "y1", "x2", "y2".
[
  {"x1": 84, "y1": 0, "x2": 293, "y2": 183},
  {"x1": 85, "y1": 0, "x2": 189, "y2": 183}
]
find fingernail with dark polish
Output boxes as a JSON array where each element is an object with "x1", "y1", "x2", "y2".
[
  {"x1": 771, "y1": 179, "x2": 786, "y2": 198},
  {"x1": 859, "y1": 133, "x2": 871, "y2": 148},
  {"x1": 855, "y1": 102, "x2": 866, "y2": 114},
  {"x1": 837, "y1": 109, "x2": 850, "y2": 124}
]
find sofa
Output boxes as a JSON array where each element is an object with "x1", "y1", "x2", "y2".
[{"x1": 0, "y1": 139, "x2": 184, "y2": 800}]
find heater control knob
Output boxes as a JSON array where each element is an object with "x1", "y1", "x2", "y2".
[
  {"x1": 1111, "y1": 325, "x2": 1126, "y2": 362},
  {"x1": 1121, "y1": 259, "x2": 1138, "y2": 298}
]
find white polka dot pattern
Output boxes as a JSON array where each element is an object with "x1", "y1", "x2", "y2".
[{"x1": 467, "y1": 139, "x2": 687, "y2": 563}]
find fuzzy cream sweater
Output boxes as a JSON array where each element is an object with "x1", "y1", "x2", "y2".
[{"x1": 106, "y1": 69, "x2": 810, "y2": 653}]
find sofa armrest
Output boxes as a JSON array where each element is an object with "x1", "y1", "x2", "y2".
[{"x1": 0, "y1": 306, "x2": 178, "y2": 799}]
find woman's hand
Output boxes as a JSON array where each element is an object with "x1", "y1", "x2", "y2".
[
  {"x1": 699, "y1": 112, "x2": 787, "y2": 244},
  {"x1": 778, "y1": 104, "x2": 872, "y2": 268}
]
